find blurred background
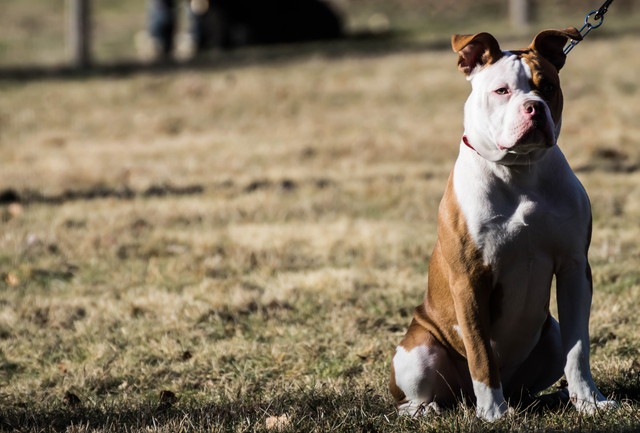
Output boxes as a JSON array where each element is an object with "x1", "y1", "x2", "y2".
[{"x1": 1, "y1": 0, "x2": 638, "y2": 69}]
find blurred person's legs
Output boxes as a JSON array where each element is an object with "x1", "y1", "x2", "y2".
[
  {"x1": 148, "y1": 0, "x2": 214, "y2": 59},
  {"x1": 148, "y1": 0, "x2": 176, "y2": 57}
]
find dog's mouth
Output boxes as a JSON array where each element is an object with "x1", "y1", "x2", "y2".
[
  {"x1": 491, "y1": 125, "x2": 556, "y2": 165},
  {"x1": 498, "y1": 122, "x2": 556, "y2": 154}
]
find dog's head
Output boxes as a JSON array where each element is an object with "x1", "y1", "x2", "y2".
[{"x1": 452, "y1": 29, "x2": 581, "y2": 165}]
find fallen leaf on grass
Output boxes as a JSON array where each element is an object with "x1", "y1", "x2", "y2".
[
  {"x1": 7, "y1": 203, "x2": 23, "y2": 219},
  {"x1": 4, "y1": 273, "x2": 19, "y2": 287},
  {"x1": 265, "y1": 414, "x2": 291, "y2": 431}
]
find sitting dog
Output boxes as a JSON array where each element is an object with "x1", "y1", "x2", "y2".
[{"x1": 389, "y1": 28, "x2": 617, "y2": 421}]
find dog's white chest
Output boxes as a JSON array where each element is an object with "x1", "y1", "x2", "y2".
[
  {"x1": 451, "y1": 144, "x2": 592, "y2": 356},
  {"x1": 479, "y1": 196, "x2": 537, "y2": 265},
  {"x1": 453, "y1": 154, "x2": 547, "y2": 268}
]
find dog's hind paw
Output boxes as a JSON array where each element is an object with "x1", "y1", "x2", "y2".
[{"x1": 571, "y1": 395, "x2": 618, "y2": 414}]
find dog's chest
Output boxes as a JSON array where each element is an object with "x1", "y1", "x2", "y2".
[
  {"x1": 452, "y1": 151, "x2": 583, "y2": 273},
  {"x1": 453, "y1": 166, "x2": 564, "y2": 355},
  {"x1": 475, "y1": 191, "x2": 545, "y2": 267},
  {"x1": 457, "y1": 182, "x2": 548, "y2": 267}
]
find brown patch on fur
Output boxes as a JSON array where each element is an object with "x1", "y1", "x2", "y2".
[
  {"x1": 451, "y1": 33, "x2": 503, "y2": 76},
  {"x1": 518, "y1": 51, "x2": 564, "y2": 126},
  {"x1": 510, "y1": 28, "x2": 582, "y2": 127},
  {"x1": 530, "y1": 28, "x2": 582, "y2": 71},
  {"x1": 396, "y1": 172, "x2": 500, "y2": 390}
]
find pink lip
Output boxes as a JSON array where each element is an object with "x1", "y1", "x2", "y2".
[{"x1": 498, "y1": 121, "x2": 555, "y2": 152}]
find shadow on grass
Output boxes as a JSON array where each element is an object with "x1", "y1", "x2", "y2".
[
  {"x1": 0, "y1": 386, "x2": 392, "y2": 433},
  {"x1": 0, "y1": 31, "x2": 453, "y2": 83},
  {"x1": 2, "y1": 24, "x2": 640, "y2": 83},
  {"x1": 0, "y1": 183, "x2": 205, "y2": 206},
  {"x1": 605, "y1": 370, "x2": 640, "y2": 402},
  {"x1": 3, "y1": 382, "x2": 640, "y2": 433}
]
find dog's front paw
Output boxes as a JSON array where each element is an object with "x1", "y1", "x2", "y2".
[
  {"x1": 474, "y1": 382, "x2": 509, "y2": 421},
  {"x1": 571, "y1": 394, "x2": 618, "y2": 414},
  {"x1": 476, "y1": 401, "x2": 509, "y2": 422}
]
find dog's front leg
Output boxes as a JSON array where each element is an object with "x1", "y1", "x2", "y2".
[
  {"x1": 450, "y1": 274, "x2": 508, "y2": 421},
  {"x1": 556, "y1": 260, "x2": 617, "y2": 413}
]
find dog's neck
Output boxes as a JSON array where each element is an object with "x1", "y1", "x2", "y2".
[{"x1": 458, "y1": 139, "x2": 557, "y2": 188}]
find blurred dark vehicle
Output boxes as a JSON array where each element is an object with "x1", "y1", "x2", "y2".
[{"x1": 200, "y1": 0, "x2": 344, "y2": 49}]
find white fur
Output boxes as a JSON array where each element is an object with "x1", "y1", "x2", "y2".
[
  {"x1": 463, "y1": 54, "x2": 555, "y2": 164},
  {"x1": 452, "y1": 324, "x2": 463, "y2": 339},
  {"x1": 393, "y1": 346, "x2": 437, "y2": 405},
  {"x1": 397, "y1": 401, "x2": 442, "y2": 417},
  {"x1": 561, "y1": 315, "x2": 618, "y2": 413},
  {"x1": 473, "y1": 380, "x2": 508, "y2": 421}
]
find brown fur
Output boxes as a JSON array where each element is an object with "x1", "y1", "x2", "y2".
[
  {"x1": 451, "y1": 33, "x2": 503, "y2": 76},
  {"x1": 398, "y1": 172, "x2": 500, "y2": 389},
  {"x1": 520, "y1": 52, "x2": 564, "y2": 125}
]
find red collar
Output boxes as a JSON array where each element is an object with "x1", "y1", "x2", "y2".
[{"x1": 462, "y1": 135, "x2": 476, "y2": 152}]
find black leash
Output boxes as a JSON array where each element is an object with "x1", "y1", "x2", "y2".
[{"x1": 564, "y1": 0, "x2": 615, "y2": 54}]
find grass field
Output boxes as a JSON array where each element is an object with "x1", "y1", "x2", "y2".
[{"x1": 1, "y1": 18, "x2": 640, "y2": 433}]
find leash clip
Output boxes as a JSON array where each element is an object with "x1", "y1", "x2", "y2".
[{"x1": 563, "y1": 0, "x2": 614, "y2": 55}]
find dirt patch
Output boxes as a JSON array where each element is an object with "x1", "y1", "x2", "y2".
[
  {"x1": 575, "y1": 148, "x2": 640, "y2": 173},
  {"x1": 0, "y1": 183, "x2": 205, "y2": 206}
]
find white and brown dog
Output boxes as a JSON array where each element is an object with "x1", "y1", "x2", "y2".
[{"x1": 390, "y1": 29, "x2": 617, "y2": 421}]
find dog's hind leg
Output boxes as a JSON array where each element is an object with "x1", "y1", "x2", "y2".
[{"x1": 390, "y1": 321, "x2": 469, "y2": 416}]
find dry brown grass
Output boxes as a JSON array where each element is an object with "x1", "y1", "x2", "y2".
[{"x1": 1, "y1": 31, "x2": 640, "y2": 432}]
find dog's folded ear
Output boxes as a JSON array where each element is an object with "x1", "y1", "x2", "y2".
[
  {"x1": 452, "y1": 32, "x2": 503, "y2": 76},
  {"x1": 530, "y1": 27, "x2": 582, "y2": 71}
]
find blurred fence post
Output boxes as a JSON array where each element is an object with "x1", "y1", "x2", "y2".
[
  {"x1": 509, "y1": 0, "x2": 531, "y2": 29},
  {"x1": 68, "y1": 0, "x2": 91, "y2": 68}
]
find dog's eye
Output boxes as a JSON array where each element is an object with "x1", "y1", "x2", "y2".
[
  {"x1": 542, "y1": 83, "x2": 556, "y2": 94},
  {"x1": 495, "y1": 87, "x2": 509, "y2": 95}
]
